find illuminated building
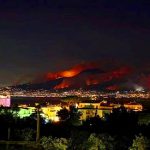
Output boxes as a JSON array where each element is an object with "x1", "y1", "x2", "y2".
[
  {"x1": 17, "y1": 104, "x2": 65, "y2": 122},
  {"x1": 41, "y1": 105, "x2": 63, "y2": 122},
  {"x1": 0, "y1": 95, "x2": 11, "y2": 107},
  {"x1": 124, "y1": 102, "x2": 143, "y2": 111},
  {"x1": 79, "y1": 108, "x2": 111, "y2": 120},
  {"x1": 78, "y1": 101, "x2": 121, "y2": 109},
  {"x1": 18, "y1": 107, "x2": 35, "y2": 118},
  {"x1": 78, "y1": 102, "x2": 100, "y2": 109},
  {"x1": 78, "y1": 101, "x2": 121, "y2": 120}
]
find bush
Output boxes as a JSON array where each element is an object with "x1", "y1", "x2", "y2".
[
  {"x1": 40, "y1": 136, "x2": 68, "y2": 150},
  {"x1": 129, "y1": 134, "x2": 150, "y2": 150}
]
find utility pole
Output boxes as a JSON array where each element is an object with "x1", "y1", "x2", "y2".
[
  {"x1": 7, "y1": 127, "x2": 11, "y2": 141},
  {"x1": 36, "y1": 105, "x2": 40, "y2": 143}
]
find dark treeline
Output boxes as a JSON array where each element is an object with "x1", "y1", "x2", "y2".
[{"x1": 0, "y1": 106, "x2": 150, "y2": 150}]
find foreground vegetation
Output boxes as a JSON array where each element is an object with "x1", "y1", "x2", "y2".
[{"x1": 0, "y1": 106, "x2": 150, "y2": 150}]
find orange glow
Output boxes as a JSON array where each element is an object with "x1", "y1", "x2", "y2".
[
  {"x1": 54, "y1": 80, "x2": 71, "y2": 89},
  {"x1": 60, "y1": 70, "x2": 77, "y2": 77},
  {"x1": 86, "y1": 79, "x2": 99, "y2": 85},
  {"x1": 40, "y1": 61, "x2": 134, "y2": 90},
  {"x1": 53, "y1": 66, "x2": 133, "y2": 89},
  {"x1": 106, "y1": 85, "x2": 119, "y2": 91},
  {"x1": 85, "y1": 66, "x2": 132, "y2": 86},
  {"x1": 46, "y1": 62, "x2": 100, "y2": 80}
]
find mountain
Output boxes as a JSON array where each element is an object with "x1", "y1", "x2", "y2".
[
  {"x1": 11, "y1": 78, "x2": 63, "y2": 90},
  {"x1": 10, "y1": 61, "x2": 150, "y2": 91}
]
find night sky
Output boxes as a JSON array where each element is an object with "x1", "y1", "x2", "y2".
[{"x1": 0, "y1": 0, "x2": 150, "y2": 87}]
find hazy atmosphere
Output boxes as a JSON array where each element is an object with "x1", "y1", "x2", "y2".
[{"x1": 0, "y1": 0, "x2": 150, "y2": 87}]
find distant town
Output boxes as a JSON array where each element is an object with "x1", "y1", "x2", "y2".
[
  {"x1": 0, "y1": 87, "x2": 150, "y2": 99},
  {"x1": 0, "y1": 88, "x2": 148, "y2": 123}
]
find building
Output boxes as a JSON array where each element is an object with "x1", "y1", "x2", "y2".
[
  {"x1": 0, "y1": 95, "x2": 11, "y2": 107},
  {"x1": 78, "y1": 101, "x2": 121, "y2": 120},
  {"x1": 41, "y1": 105, "x2": 63, "y2": 122},
  {"x1": 18, "y1": 107, "x2": 35, "y2": 118},
  {"x1": 124, "y1": 102, "x2": 143, "y2": 111}
]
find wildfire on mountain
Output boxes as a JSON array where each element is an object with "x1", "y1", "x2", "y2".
[
  {"x1": 53, "y1": 65, "x2": 133, "y2": 90},
  {"x1": 46, "y1": 62, "x2": 100, "y2": 80}
]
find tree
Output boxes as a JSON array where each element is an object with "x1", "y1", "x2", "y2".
[
  {"x1": 129, "y1": 134, "x2": 150, "y2": 150},
  {"x1": 68, "y1": 130, "x2": 90, "y2": 149},
  {"x1": 68, "y1": 131, "x2": 114, "y2": 150},
  {"x1": 15, "y1": 128, "x2": 35, "y2": 141},
  {"x1": 0, "y1": 106, "x2": 19, "y2": 140},
  {"x1": 105, "y1": 107, "x2": 138, "y2": 135},
  {"x1": 68, "y1": 106, "x2": 82, "y2": 126},
  {"x1": 57, "y1": 108, "x2": 70, "y2": 121},
  {"x1": 98, "y1": 134, "x2": 114, "y2": 150},
  {"x1": 83, "y1": 133, "x2": 106, "y2": 150},
  {"x1": 57, "y1": 106, "x2": 82, "y2": 126},
  {"x1": 40, "y1": 136, "x2": 68, "y2": 150}
]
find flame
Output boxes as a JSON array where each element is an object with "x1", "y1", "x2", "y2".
[
  {"x1": 54, "y1": 78, "x2": 73, "y2": 89},
  {"x1": 53, "y1": 66, "x2": 133, "y2": 89},
  {"x1": 106, "y1": 85, "x2": 119, "y2": 91},
  {"x1": 86, "y1": 66, "x2": 132, "y2": 86},
  {"x1": 54, "y1": 81, "x2": 70, "y2": 89},
  {"x1": 46, "y1": 62, "x2": 100, "y2": 80},
  {"x1": 31, "y1": 61, "x2": 133, "y2": 90}
]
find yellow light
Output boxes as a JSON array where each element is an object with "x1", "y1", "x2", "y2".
[{"x1": 53, "y1": 117, "x2": 60, "y2": 122}]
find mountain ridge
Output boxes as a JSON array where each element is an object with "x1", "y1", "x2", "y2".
[{"x1": 8, "y1": 62, "x2": 150, "y2": 91}]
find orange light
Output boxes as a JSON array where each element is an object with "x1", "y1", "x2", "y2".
[{"x1": 61, "y1": 71, "x2": 77, "y2": 77}]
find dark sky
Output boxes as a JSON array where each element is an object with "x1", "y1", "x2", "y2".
[{"x1": 0, "y1": 0, "x2": 150, "y2": 87}]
